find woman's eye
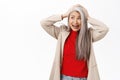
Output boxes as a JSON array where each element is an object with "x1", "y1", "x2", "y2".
[
  {"x1": 77, "y1": 17, "x2": 81, "y2": 20},
  {"x1": 70, "y1": 17, "x2": 74, "y2": 19}
]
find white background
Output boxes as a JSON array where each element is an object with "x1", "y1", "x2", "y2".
[{"x1": 0, "y1": 0, "x2": 120, "y2": 80}]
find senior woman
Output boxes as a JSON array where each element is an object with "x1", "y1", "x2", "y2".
[{"x1": 40, "y1": 4, "x2": 109, "y2": 80}]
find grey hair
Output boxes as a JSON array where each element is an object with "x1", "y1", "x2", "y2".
[{"x1": 68, "y1": 7, "x2": 91, "y2": 61}]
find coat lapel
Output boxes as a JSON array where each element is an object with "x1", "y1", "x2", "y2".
[{"x1": 60, "y1": 31, "x2": 70, "y2": 64}]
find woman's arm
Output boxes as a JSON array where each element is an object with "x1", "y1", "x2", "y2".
[
  {"x1": 77, "y1": 4, "x2": 109, "y2": 42},
  {"x1": 40, "y1": 5, "x2": 77, "y2": 39},
  {"x1": 88, "y1": 17, "x2": 109, "y2": 42},
  {"x1": 40, "y1": 15, "x2": 63, "y2": 39}
]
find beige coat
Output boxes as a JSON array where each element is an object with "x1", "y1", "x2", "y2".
[{"x1": 40, "y1": 15, "x2": 109, "y2": 80}]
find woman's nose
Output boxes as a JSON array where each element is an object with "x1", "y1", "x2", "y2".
[{"x1": 73, "y1": 19, "x2": 78, "y2": 24}]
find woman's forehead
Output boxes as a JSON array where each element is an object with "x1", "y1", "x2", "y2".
[{"x1": 69, "y1": 11, "x2": 81, "y2": 17}]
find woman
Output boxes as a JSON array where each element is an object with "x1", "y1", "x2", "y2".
[{"x1": 40, "y1": 4, "x2": 109, "y2": 80}]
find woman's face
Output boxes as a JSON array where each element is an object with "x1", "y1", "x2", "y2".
[{"x1": 68, "y1": 11, "x2": 81, "y2": 32}]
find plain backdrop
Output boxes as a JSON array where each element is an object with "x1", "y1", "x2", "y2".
[{"x1": 0, "y1": 0, "x2": 120, "y2": 80}]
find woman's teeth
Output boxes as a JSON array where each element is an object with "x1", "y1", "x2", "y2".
[{"x1": 72, "y1": 25, "x2": 79, "y2": 28}]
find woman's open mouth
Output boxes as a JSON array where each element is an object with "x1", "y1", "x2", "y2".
[{"x1": 72, "y1": 25, "x2": 79, "y2": 29}]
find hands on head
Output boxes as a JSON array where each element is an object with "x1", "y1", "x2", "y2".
[{"x1": 62, "y1": 4, "x2": 89, "y2": 20}]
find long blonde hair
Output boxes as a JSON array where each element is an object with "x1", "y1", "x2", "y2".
[{"x1": 68, "y1": 7, "x2": 91, "y2": 61}]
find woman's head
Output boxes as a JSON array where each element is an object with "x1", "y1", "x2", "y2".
[
  {"x1": 68, "y1": 11, "x2": 81, "y2": 31},
  {"x1": 68, "y1": 6, "x2": 91, "y2": 61},
  {"x1": 68, "y1": 7, "x2": 87, "y2": 31}
]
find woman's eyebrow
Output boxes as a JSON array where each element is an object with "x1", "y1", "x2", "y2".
[
  {"x1": 70, "y1": 15, "x2": 81, "y2": 18},
  {"x1": 70, "y1": 15, "x2": 75, "y2": 17}
]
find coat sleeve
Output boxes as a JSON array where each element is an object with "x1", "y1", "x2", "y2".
[
  {"x1": 88, "y1": 17, "x2": 109, "y2": 42},
  {"x1": 40, "y1": 14, "x2": 65, "y2": 39}
]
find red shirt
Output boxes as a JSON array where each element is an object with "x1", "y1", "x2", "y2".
[{"x1": 61, "y1": 30, "x2": 88, "y2": 78}]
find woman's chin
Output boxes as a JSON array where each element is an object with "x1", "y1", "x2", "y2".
[{"x1": 72, "y1": 28, "x2": 80, "y2": 31}]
